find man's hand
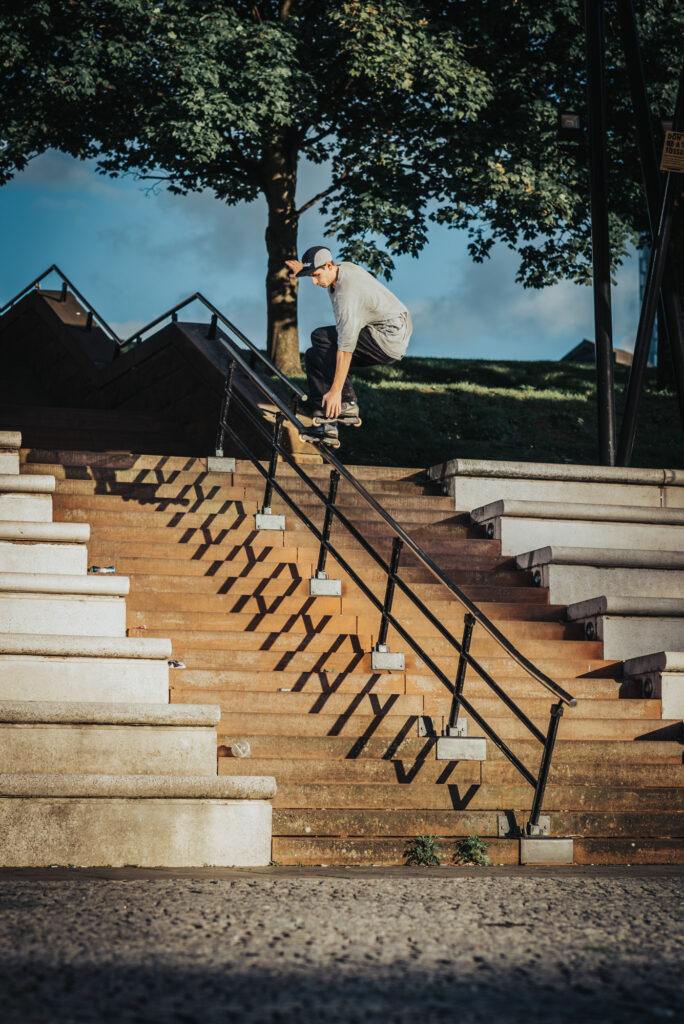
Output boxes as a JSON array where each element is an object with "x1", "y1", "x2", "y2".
[
  {"x1": 322, "y1": 387, "x2": 343, "y2": 419},
  {"x1": 285, "y1": 259, "x2": 303, "y2": 278}
]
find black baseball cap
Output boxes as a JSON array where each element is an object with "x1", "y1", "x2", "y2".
[{"x1": 297, "y1": 245, "x2": 334, "y2": 277}]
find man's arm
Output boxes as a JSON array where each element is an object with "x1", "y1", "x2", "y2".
[{"x1": 322, "y1": 350, "x2": 353, "y2": 418}]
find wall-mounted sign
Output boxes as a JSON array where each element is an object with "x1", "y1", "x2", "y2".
[{"x1": 660, "y1": 130, "x2": 684, "y2": 173}]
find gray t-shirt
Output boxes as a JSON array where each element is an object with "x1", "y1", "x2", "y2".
[{"x1": 329, "y1": 262, "x2": 412, "y2": 359}]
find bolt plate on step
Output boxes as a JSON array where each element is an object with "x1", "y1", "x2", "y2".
[
  {"x1": 310, "y1": 575, "x2": 342, "y2": 597},
  {"x1": 206, "y1": 455, "x2": 236, "y2": 472},
  {"x1": 446, "y1": 720, "x2": 467, "y2": 737},
  {"x1": 255, "y1": 510, "x2": 285, "y2": 531},
  {"x1": 498, "y1": 814, "x2": 551, "y2": 839},
  {"x1": 417, "y1": 716, "x2": 436, "y2": 737},
  {"x1": 435, "y1": 736, "x2": 486, "y2": 761},
  {"x1": 371, "y1": 647, "x2": 405, "y2": 671},
  {"x1": 520, "y1": 837, "x2": 574, "y2": 865}
]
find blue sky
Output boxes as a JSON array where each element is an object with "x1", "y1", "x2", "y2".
[{"x1": 0, "y1": 149, "x2": 641, "y2": 360}]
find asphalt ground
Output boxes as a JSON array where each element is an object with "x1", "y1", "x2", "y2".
[{"x1": 0, "y1": 867, "x2": 681, "y2": 1023}]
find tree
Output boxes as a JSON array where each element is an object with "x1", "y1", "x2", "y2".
[{"x1": 0, "y1": 1, "x2": 681, "y2": 373}]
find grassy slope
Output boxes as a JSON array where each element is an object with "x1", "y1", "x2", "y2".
[{"x1": 292, "y1": 358, "x2": 683, "y2": 469}]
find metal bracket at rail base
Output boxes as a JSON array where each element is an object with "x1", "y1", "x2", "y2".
[
  {"x1": 371, "y1": 643, "x2": 405, "y2": 671},
  {"x1": 255, "y1": 507, "x2": 285, "y2": 531},
  {"x1": 309, "y1": 571, "x2": 342, "y2": 597},
  {"x1": 498, "y1": 814, "x2": 551, "y2": 838}
]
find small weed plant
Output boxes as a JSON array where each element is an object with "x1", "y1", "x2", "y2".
[
  {"x1": 404, "y1": 834, "x2": 442, "y2": 867},
  {"x1": 455, "y1": 835, "x2": 492, "y2": 866}
]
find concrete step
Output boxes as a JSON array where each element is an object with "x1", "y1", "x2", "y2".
[
  {"x1": 623, "y1": 651, "x2": 684, "y2": 719},
  {"x1": 471, "y1": 499, "x2": 684, "y2": 556},
  {"x1": 567, "y1": 597, "x2": 684, "y2": 662},
  {"x1": 0, "y1": 571, "x2": 129, "y2": 597},
  {"x1": 0, "y1": 492, "x2": 52, "y2": 523},
  {"x1": 0, "y1": 539, "x2": 87, "y2": 575},
  {"x1": 0, "y1": 473, "x2": 55, "y2": 494},
  {"x1": 0, "y1": 632, "x2": 172, "y2": 702},
  {"x1": 0, "y1": 700, "x2": 219, "y2": 775},
  {"x1": 0, "y1": 432, "x2": 21, "y2": 476},
  {"x1": 428, "y1": 457, "x2": 684, "y2": 511},
  {"x1": 516, "y1": 546, "x2": 684, "y2": 605},
  {"x1": 0, "y1": 591, "x2": 126, "y2": 637},
  {"x1": 0, "y1": 773, "x2": 275, "y2": 867},
  {"x1": 0, "y1": 520, "x2": 90, "y2": 544}
]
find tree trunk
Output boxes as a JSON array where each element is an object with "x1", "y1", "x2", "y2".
[{"x1": 263, "y1": 143, "x2": 302, "y2": 376}]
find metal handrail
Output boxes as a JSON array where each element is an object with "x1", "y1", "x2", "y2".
[
  {"x1": 122, "y1": 290, "x2": 574, "y2": 707},
  {"x1": 119, "y1": 292, "x2": 306, "y2": 403},
  {"x1": 0, "y1": 266, "x2": 573, "y2": 707},
  {"x1": 219, "y1": 373, "x2": 569, "y2": 829},
  {"x1": 0, "y1": 264, "x2": 123, "y2": 347},
  {"x1": 0, "y1": 266, "x2": 576, "y2": 828}
]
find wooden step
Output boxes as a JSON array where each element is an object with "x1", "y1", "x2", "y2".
[
  {"x1": 213, "y1": 733, "x2": 684, "y2": 764},
  {"x1": 172, "y1": 668, "x2": 621, "y2": 699},
  {"x1": 134, "y1": 624, "x2": 599, "y2": 660},
  {"x1": 270, "y1": 836, "x2": 684, "y2": 866},
  {"x1": 271, "y1": 807, "x2": 684, "y2": 839},
  {"x1": 174, "y1": 688, "x2": 660, "y2": 721},
  {"x1": 215, "y1": 711, "x2": 679, "y2": 741},
  {"x1": 124, "y1": 592, "x2": 563, "y2": 625},
  {"x1": 221, "y1": 756, "x2": 684, "y2": 788}
]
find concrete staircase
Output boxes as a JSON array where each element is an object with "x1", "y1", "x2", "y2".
[
  {"x1": 0, "y1": 431, "x2": 275, "y2": 866},
  {"x1": 19, "y1": 444, "x2": 684, "y2": 866}
]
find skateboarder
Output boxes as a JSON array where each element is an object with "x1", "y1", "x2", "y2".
[{"x1": 286, "y1": 246, "x2": 412, "y2": 445}]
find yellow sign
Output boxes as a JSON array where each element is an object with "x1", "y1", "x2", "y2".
[{"x1": 660, "y1": 130, "x2": 684, "y2": 172}]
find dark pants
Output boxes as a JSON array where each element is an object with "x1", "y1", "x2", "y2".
[{"x1": 305, "y1": 325, "x2": 397, "y2": 408}]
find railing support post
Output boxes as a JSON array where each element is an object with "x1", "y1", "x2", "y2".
[
  {"x1": 262, "y1": 412, "x2": 284, "y2": 512},
  {"x1": 527, "y1": 701, "x2": 564, "y2": 831},
  {"x1": 60, "y1": 282, "x2": 67, "y2": 302},
  {"x1": 208, "y1": 313, "x2": 218, "y2": 340},
  {"x1": 85, "y1": 311, "x2": 93, "y2": 331},
  {"x1": 316, "y1": 470, "x2": 340, "y2": 578},
  {"x1": 448, "y1": 613, "x2": 476, "y2": 732},
  {"x1": 214, "y1": 360, "x2": 235, "y2": 458},
  {"x1": 377, "y1": 538, "x2": 403, "y2": 649}
]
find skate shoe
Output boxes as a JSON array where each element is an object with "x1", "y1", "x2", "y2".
[
  {"x1": 312, "y1": 401, "x2": 362, "y2": 428},
  {"x1": 299, "y1": 422, "x2": 340, "y2": 449}
]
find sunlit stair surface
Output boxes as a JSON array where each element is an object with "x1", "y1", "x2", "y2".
[
  {"x1": 0, "y1": 432, "x2": 275, "y2": 867},
  {"x1": 24, "y1": 445, "x2": 683, "y2": 866}
]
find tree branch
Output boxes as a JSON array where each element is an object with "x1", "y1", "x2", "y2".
[{"x1": 296, "y1": 181, "x2": 340, "y2": 216}]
